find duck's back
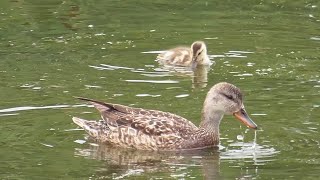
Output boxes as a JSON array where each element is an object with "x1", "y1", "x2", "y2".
[{"x1": 73, "y1": 98, "x2": 201, "y2": 150}]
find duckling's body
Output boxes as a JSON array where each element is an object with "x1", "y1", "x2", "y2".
[
  {"x1": 156, "y1": 41, "x2": 211, "y2": 67},
  {"x1": 73, "y1": 82, "x2": 257, "y2": 151}
]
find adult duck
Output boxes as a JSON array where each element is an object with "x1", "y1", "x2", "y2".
[
  {"x1": 72, "y1": 82, "x2": 257, "y2": 151},
  {"x1": 156, "y1": 41, "x2": 211, "y2": 68}
]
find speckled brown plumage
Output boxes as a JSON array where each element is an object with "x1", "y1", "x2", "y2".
[{"x1": 72, "y1": 82, "x2": 258, "y2": 151}]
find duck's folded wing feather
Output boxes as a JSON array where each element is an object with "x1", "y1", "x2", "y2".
[{"x1": 76, "y1": 97, "x2": 198, "y2": 138}]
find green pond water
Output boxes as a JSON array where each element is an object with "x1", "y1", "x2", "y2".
[{"x1": 0, "y1": 0, "x2": 320, "y2": 179}]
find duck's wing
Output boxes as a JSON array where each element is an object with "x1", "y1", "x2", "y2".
[
  {"x1": 156, "y1": 47, "x2": 193, "y2": 66},
  {"x1": 76, "y1": 97, "x2": 198, "y2": 139}
]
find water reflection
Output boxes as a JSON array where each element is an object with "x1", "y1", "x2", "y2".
[
  {"x1": 88, "y1": 49, "x2": 254, "y2": 90},
  {"x1": 192, "y1": 65, "x2": 211, "y2": 89},
  {"x1": 74, "y1": 138, "x2": 278, "y2": 179},
  {"x1": 75, "y1": 143, "x2": 221, "y2": 179},
  {"x1": 59, "y1": 4, "x2": 80, "y2": 31},
  {"x1": 89, "y1": 63, "x2": 212, "y2": 88}
]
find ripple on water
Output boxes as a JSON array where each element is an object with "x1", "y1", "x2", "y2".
[
  {"x1": 221, "y1": 50, "x2": 254, "y2": 58},
  {"x1": 140, "y1": 73, "x2": 172, "y2": 77},
  {"x1": 89, "y1": 64, "x2": 134, "y2": 71},
  {"x1": 221, "y1": 142, "x2": 279, "y2": 165},
  {"x1": 142, "y1": 49, "x2": 253, "y2": 59},
  {"x1": 310, "y1": 36, "x2": 320, "y2": 41},
  {"x1": 0, "y1": 104, "x2": 87, "y2": 114},
  {"x1": 247, "y1": 62, "x2": 255, "y2": 67},
  {"x1": 85, "y1": 85, "x2": 101, "y2": 89},
  {"x1": 74, "y1": 139, "x2": 86, "y2": 144},
  {"x1": 141, "y1": 50, "x2": 165, "y2": 54},
  {"x1": 0, "y1": 113, "x2": 19, "y2": 117},
  {"x1": 251, "y1": 113, "x2": 267, "y2": 116},
  {"x1": 175, "y1": 94, "x2": 189, "y2": 98},
  {"x1": 100, "y1": 64, "x2": 134, "y2": 70},
  {"x1": 136, "y1": 94, "x2": 161, "y2": 97},
  {"x1": 89, "y1": 65, "x2": 114, "y2": 71},
  {"x1": 125, "y1": 79, "x2": 179, "y2": 84},
  {"x1": 233, "y1": 73, "x2": 253, "y2": 77},
  {"x1": 114, "y1": 169, "x2": 144, "y2": 180},
  {"x1": 221, "y1": 130, "x2": 279, "y2": 165},
  {"x1": 40, "y1": 143, "x2": 54, "y2": 148},
  {"x1": 89, "y1": 63, "x2": 181, "y2": 83},
  {"x1": 72, "y1": 132, "x2": 278, "y2": 179}
]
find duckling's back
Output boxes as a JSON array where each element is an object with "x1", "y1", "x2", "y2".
[{"x1": 156, "y1": 47, "x2": 193, "y2": 66}]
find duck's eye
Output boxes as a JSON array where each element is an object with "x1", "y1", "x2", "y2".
[
  {"x1": 222, "y1": 93, "x2": 233, "y2": 100},
  {"x1": 197, "y1": 50, "x2": 203, "y2": 56}
]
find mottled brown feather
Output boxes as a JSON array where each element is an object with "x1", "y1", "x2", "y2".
[
  {"x1": 74, "y1": 97, "x2": 201, "y2": 150},
  {"x1": 72, "y1": 83, "x2": 257, "y2": 151}
]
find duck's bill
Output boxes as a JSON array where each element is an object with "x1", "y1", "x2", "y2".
[
  {"x1": 191, "y1": 60, "x2": 198, "y2": 69},
  {"x1": 233, "y1": 108, "x2": 258, "y2": 129}
]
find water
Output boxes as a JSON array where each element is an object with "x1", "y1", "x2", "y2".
[{"x1": 0, "y1": 0, "x2": 320, "y2": 179}]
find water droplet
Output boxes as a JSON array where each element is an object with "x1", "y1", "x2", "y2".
[{"x1": 237, "y1": 135, "x2": 244, "y2": 141}]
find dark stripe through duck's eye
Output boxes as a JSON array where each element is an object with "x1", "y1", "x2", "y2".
[{"x1": 221, "y1": 93, "x2": 234, "y2": 100}]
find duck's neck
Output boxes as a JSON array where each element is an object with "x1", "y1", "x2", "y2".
[
  {"x1": 198, "y1": 54, "x2": 210, "y2": 65},
  {"x1": 199, "y1": 108, "x2": 224, "y2": 141}
]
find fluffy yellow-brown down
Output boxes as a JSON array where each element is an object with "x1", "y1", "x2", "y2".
[{"x1": 156, "y1": 41, "x2": 211, "y2": 67}]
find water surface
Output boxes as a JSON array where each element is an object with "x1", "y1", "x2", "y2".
[{"x1": 0, "y1": 0, "x2": 320, "y2": 179}]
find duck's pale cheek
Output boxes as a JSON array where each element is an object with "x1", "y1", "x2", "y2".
[{"x1": 224, "y1": 111, "x2": 233, "y2": 115}]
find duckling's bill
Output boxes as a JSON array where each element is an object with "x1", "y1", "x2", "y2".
[{"x1": 233, "y1": 108, "x2": 258, "y2": 129}]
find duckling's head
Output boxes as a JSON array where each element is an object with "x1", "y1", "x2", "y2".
[
  {"x1": 203, "y1": 82, "x2": 258, "y2": 129},
  {"x1": 191, "y1": 41, "x2": 208, "y2": 66}
]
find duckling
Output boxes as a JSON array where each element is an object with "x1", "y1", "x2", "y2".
[
  {"x1": 156, "y1": 41, "x2": 211, "y2": 68},
  {"x1": 72, "y1": 82, "x2": 257, "y2": 151}
]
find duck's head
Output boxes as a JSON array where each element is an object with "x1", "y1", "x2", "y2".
[
  {"x1": 203, "y1": 82, "x2": 258, "y2": 129},
  {"x1": 191, "y1": 41, "x2": 208, "y2": 66}
]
